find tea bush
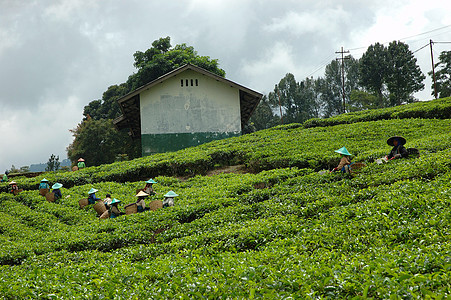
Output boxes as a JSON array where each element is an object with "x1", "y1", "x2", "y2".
[{"x1": 1, "y1": 98, "x2": 451, "y2": 298}]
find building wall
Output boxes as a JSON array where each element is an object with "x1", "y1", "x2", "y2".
[{"x1": 140, "y1": 69, "x2": 242, "y2": 155}]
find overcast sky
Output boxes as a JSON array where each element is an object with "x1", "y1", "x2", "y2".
[{"x1": 0, "y1": 0, "x2": 450, "y2": 172}]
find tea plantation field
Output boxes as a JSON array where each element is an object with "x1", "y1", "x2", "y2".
[{"x1": 1, "y1": 97, "x2": 451, "y2": 299}]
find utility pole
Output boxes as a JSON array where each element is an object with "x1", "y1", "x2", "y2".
[
  {"x1": 336, "y1": 47, "x2": 350, "y2": 113},
  {"x1": 430, "y1": 39, "x2": 438, "y2": 99}
]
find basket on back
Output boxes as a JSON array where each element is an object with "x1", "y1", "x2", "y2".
[
  {"x1": 45, "y1": 192, "x2": 55, "y2": 202},
  {"x1": 93, "y1": 201, "x2": 107, "y2": 215},
  {"x1": 148, "y1": 200, "x2": 163, "y2": 211},
  {"x1": 79, "y1": 198, "x2": 89, "y2": 208},
  {"x1": 72, "y1": 166, "x2": 79, "y2": 171},
  {"x1": 39, "y1": 188, "x2": 49, "y2": 196},
  {"x1": 124, "y1": 203, "x2": 138, "y2": 215}
]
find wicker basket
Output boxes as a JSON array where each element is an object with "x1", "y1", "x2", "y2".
[
  {"x1": 93, "y1": 201, "x2": 107, "y2": 215},
  {"x1": 407, "y1": 147, "x2": 420, "y2": 158},
  {"x1": 79, "y1": 198, "x2": 89, "y2": 208},
  {"x1": 99, "y1": 210, "x2": 110, "y2": 219},
  {"x1": 72, "y1": 166, "x2": 79, "y2": 171},
  {"x1": 39, "y1": 188, "x2": 49, "y2": 196},
  {"x1": 125, "y1": 203, "x2": 138, "y2": 215},
  {"x1": 45, "y1": 192, "x2": 55, "y2": 202},
  {"x1": 148, "y1": 200, "x2": 163, "y2": 211}
]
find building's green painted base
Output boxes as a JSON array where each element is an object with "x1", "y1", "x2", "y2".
[{"x1": 141, "y1": 132, "x2": 241, "y2": 155}]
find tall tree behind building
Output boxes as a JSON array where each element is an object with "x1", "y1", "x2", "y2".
[
  {"x1": 385, "y1": 41, "x2": 425, "y2": 106},
  {"x1": 267, "y1": 73, "x2": 318, "y2": 124}
]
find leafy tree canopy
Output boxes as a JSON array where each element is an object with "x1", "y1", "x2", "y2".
[
  {"x1": 46, "y1": 154, "x2": 60, "y2": 172},
  {"x1": 359, "y1": 41, "x2": 425, "y2": 107},
  {"x1": 67, "y1": 117, "x2": 141, "y2": 167},
  {"x1": 127, "y1": 37, "x2": 225, "y2": 92},
  {"x1": 359, "y1": 42, "x2": 388, "y2": 102},
  {"x1": 429, "y1": 50, "x2": 451, "y2": 98},
  {"x1": 385, "y1": 41, "x2": 425, "y2": 106}
]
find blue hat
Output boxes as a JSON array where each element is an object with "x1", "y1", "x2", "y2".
[
  {"x1": 41, "y1": 178, "x2": 49, "y2": 182},
  {"x1": 146, "y1": 178, "x2": 157, "y2": 184},
  {"x1": 88, "y1": 188, "x2": 98, "y2": 194},
  {"x1": 164, "y1": 191, "x2": 178, "y2": 198},
  {"x1": 111, "y1": 198, "x2": 121, "y2": 204},
  {"x1": 334, "y1": 146, "x2": 351, "y2": 156},
  {"x1": 52, "y1": 183, "x2": 63, "y2": 189}
]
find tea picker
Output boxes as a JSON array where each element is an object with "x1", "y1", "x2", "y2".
[
  {"x1": 88, "y1": 188, "x2": 101, "y2": 204},
  {"x1": 109, "y1": 198, "x2": 124, "y2": 218},
  {"x1": 77, "y1": 158, "x2": 86, "y2": 169},
  {"x1": 330, "y1": 146, "x2": 353, "y2": 173},
  {"x1": 135, "y1": 190, "x2": 149, "y2": 212},
  {"x1": 52, "y1": 182, "x2": 63, "y2": 201},
  {"x1": 163, "y1": 191, "x2": 178, "y2": 208}
]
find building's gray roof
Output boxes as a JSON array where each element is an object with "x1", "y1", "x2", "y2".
[{"x1": 114, "y1": 64, "x2": 262, "y2": 138}]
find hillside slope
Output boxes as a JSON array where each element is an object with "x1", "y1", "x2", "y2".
[{"x1": 0, "y1": 97, "x2": 450, "y2": 298}]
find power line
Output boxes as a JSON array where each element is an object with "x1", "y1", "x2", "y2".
[
  {"x1": 304, "y1": 53, "x2": 336, "y2": 78},
  {"x1": 398, "y1": 24, "x2": 451, "y2": 42},
  {"x1": 413, "y1": 43, "x2": 429, "y2": 54},
  {"x1": 348, "y1": 24, "x2": 451, "y2": 51}
]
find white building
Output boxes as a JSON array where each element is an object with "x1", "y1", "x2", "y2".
[{"x1": 114, "y1": 64, "x2": 262, "y2": 155}]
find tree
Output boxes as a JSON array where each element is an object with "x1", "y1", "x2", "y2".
[
  {"x1": 359, "y1": 43, "x2": 388, "y2": 107},
  {"x1": 67, "y1": 117, "x2": 141, "y2": 167},
  {"x1": 8, "y1": 165, "x2": 20, "y2": 173},
  {"x1": 83, "y1": 84, "x2": 128, "y2": 120},
  {"x1": 429, "y1": 50, "x2": 451, "y2": 98},
  {"x1": 46, "y1": 154, "x2": 60, "y2": 172},
  {"x1": 267, "y1": 73, "x2": 316, "y2": 124},
  {"x1": 385, "y1": 41, "x2": 425, "y2": 105},
  {"x1": 319, "y1": 56, "x2": 360, "y2": 116},
  {"x1": 348, "y1": 90, "x2": 379, "y2": 112},
  {"x1": 127, "y1": 37, "x2": 225, "y2": 91}
]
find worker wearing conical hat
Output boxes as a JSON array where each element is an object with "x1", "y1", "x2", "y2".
[
  {"x1": 386, "y1": 136, "x2": 408, "y2": 160},
  {"x1": 143, "y1": 178, "x2": 157, "y2": 196},
  {"x1": 52, "y1": 183, "x2": 63, "y2": 200},
  {"x1": 39, "y1": 178, "x2": 50, "y2": 190},
  {"x1": 77, "y1": 158, "x2": 86, "y2": 169},
  {"x1": 135, "y1": 190, "x2": 149, "y2": 212},
  {"x1": 9, "y1": 181, "x2": 19, "y2": 194},
  {"x1": 109, "y1": 198, "x2": 123, "y2": 218},
  {"x1": 331, "y1": 146, "x2": 353, "y2": 173},
  {"x1": 163, "y1": 190, "x2": 178, "y2": 208},
  {"x1": 87, "y1": 188, "x2": 101, "y2": 204}
]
